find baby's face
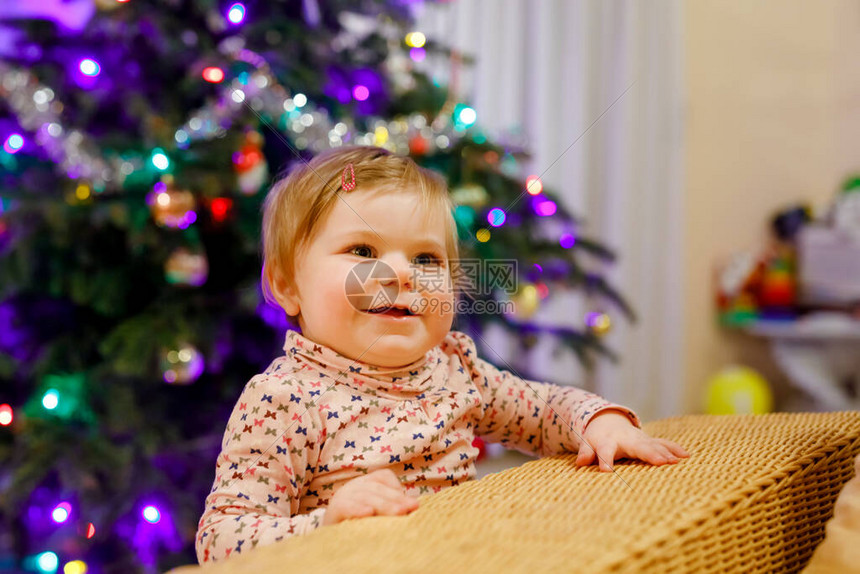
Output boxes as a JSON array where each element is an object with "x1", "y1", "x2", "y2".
[{"x1": 285, "y1": 186, "x2": 455, "y2": 368}]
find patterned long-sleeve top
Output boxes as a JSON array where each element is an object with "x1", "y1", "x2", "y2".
[{"x1": 196, "y1": 328, "x2": 641, "y2": 563}]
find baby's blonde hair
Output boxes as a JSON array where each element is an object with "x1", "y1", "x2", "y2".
[{"x1": 261, "y1": 146, "x2": 461, "y2": 314}]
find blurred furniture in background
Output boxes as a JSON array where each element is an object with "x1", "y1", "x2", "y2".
[
  {"x1": 169, "y1": 411, "x2": 860, "y2": 573},
  {"x1": 747, "y1": 314, "x2": 860, "y2": 411}
]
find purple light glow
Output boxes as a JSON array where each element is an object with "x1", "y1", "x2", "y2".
[
  {"x1": 3, "y1": 134, "x2": 24, "y2": 154},
  {"x1": 559, "y1": 233, "x2": 576, "y2": 248},
  {"x1": 534, "y1": 200, "x2": 557, "y2": 217},
  {"x1": 79, "y1": 58, "x2": 100, "y2": 77},
  {"x1": 52, "y1": 502, "x2": 71, "y2": 523},
  {"x1": 352, "y1": 85, "x2": 369, "y2": 101},
  {"x1": 227, "y1": 3, "x2": 246, "y2": 24},
  {"x1": 142, "y1": 505, "x2": 161, "y2": 524},
  {"x1": 176, "y1": 211, "x2": 198, "y2": 230},
  {"x1": 409, "y1": 47, "x2": 426, "y2": 62}
]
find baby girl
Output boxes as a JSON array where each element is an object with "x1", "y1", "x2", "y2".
[{"x1": 195, "y1": 146, "x2": 688, "y2": 563}]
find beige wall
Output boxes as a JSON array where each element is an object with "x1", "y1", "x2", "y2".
[{"x1": 683, "y1": 1, "x2": 860, "y2": 413}]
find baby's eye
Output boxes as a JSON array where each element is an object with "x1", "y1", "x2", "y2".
[
  {"x1": 413, "y1": 253, "x2": 443, "y2": 266},
  {"x1": 349, "y1": 244, "x2": 375, "y2": 258}
]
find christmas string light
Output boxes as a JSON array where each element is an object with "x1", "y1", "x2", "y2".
[
  {"x1": 0, "y1": 63, "x2": 123, "y2": 189},
  {"x1": 0, "y1": 36, "x2": 518, "y2": 199}
]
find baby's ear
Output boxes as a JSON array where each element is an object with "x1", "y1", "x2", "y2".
[{"x1": 268, "y1": 270, "x2": 301, "y2": 317}]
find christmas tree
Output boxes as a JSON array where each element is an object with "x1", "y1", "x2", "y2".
[{"x1": 0, "y1": 1, "x2": 633, "y2": 571}]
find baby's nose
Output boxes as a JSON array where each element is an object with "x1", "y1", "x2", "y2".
[{"x1": 380, "y1": 255, "x2": 415, "y2": 291}]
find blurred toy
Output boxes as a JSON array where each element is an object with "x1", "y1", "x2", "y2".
[
  {"x1": 758, "y1": 244, "x2": 797, "y2": 312},
  {"x1": 771, "y1": 205, "x2": 812, "y2": 242},
  {"x1": 705, "y1": 365, "x2": 773, "y2": 415},
  {"x1": 832, "y1": 176, "x2": 860, "y2": 233},
  {"x1": 717, "y1": 205, "x2": 809, "y2": 326},
  {"x1": 716, "y1": 250, "x2": 765, "y2": 326},
  {"x1": 233, "y1": 129, "x2": 269, "y2": 195}
]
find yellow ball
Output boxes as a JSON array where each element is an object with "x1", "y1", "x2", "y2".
[{"x1": 705, "y1": 366, "x2": 773, "y2": 415}]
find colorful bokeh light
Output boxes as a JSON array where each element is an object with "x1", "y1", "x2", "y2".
[
  {"x1": 151, "y1": 150, "x2": 169, "y2": 171},
  {"x1": 42, "y1": 389, "x2": 59, "y2": 410},
  {"x1": 0, "y1": 404, "x2": 12, "y2": 426},
  {"x1": 52, "y1": 502, "x2": 72, "y2": 524},
  {"x1": 487, "y1": 208, "x2": 506, "y2": 227},
  {"x1": 202, "y1": 67, "x2": 225, "y2": 83},
  {"x1": 525, "y1": 175, "x2": 543, "y2": 195},
  {"x1": 353, "y1": 85, "x2": 369, "y2": 101},
  {"x1": 78, "y1": 59, "x2": 100, "y2": 77},
  {"x1": 142, "y1": 505, "x2": 161, "y2": 524},
  {"x1": 36, "y1": 551, "x2": 58, "y2": 573},
  {"x1": 454, "y1": 104, "x2": 477, "y2": 128},
  {"x1": 405, "y1": 32, "x2": 426, "y2": 48},
  {"x1": 3, "y1": 133, "x2": 24, "y2": 154},
  {"x1": 227, "y1": 3, "x2": 246, "y2": 24},
  {"x1": 534, "y1": 200, "x2": 557, "y2": 217},
  {"x1": 559, "y1": 232, "x2": 576, "y2": 248}
]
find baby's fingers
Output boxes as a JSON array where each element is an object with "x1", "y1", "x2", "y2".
[
  {"x1": 360, "y1": 491, "x2": 417, "y2": 517},
  {"x1": 657, "y1": 438, "x2": 690, "y2": 458},
  {"x1": 630, "y1": 440, "x2": 680, "y2": 466},
  {"x1": 575, "y1": 441, "x2": 596, "y2": 467},
  {"x1": 594, "y1": 443, "x2": 618, "y2": 472}
]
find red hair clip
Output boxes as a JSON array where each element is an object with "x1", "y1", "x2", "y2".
[{"x1": 341, "y1": 163, "x2": 356, "y2": 191}]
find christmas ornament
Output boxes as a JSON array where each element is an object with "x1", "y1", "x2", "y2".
[
  {"x1": 453, "y1": 205, "x2": 476, "y2": 229},
  {"x1": 451, "y1": 184, "x2": 489, "y2": 208},
  {"x1": 160, "y1": 344, "x2": 204, "y2": 384},
  {"x1": 408, "y1": 134, "x2": 429, "y2": 156},
  {"x1": 705, "y1": 366, "x2": 773, "y2": 415},
  {"x1": 233, "y1": 130, "x2": 269, "y2": 195},
  {"x1": 147, "y1": 177, "x2": 197, "y2": 229},
  {"x1": 585, "y1": 312, "x2": 612, "y2": 337},
  {"x1": 164, "y1": 247, "x2": 208, "y2": 287},
  {"x1": 509, "y1": 283, "x2": 539, "y2": 319}
]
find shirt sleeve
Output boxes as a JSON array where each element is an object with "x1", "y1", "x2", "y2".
[
  {"x1": 195, "y1": 373, "x2": 326, "y2": 563},
  {"x1": 448, "y1": 330, "x2": 641, "y2": 457}
]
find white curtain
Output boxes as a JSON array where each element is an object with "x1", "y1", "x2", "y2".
[{"x1": 415, "y1": 0, "x2": 686, "y2": 421}]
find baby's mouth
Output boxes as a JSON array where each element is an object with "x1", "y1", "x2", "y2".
[{"x1": 363, "y1": 305, "x2": 415, "y2": 317}]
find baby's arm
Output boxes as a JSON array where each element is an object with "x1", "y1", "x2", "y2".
[
  {"x1": 448, "y1": 331, "x2": 639, "y2": 457},
  {"x1": 195, "y1": 374, "x2": 325, "y2": 563}
]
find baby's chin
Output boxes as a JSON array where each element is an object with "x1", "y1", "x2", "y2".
[
  {"x1": 360, "y1": 346, "x2": 433, "y2": 369},
  {"x1": 345, "y1": 335, "x2": 443, "y2": 368}
]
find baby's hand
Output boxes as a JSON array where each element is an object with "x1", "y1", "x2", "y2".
[
  {"x1": 322, "y1": 468, "x2": 419, "y2": 526},
  {"x1": 575, "y1": 410, "x2": 690, "y2": 472}
]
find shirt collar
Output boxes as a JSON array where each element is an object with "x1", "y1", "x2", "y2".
[{"x1": 283, "y1": 329, "x2": 442, "y2": 397}]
